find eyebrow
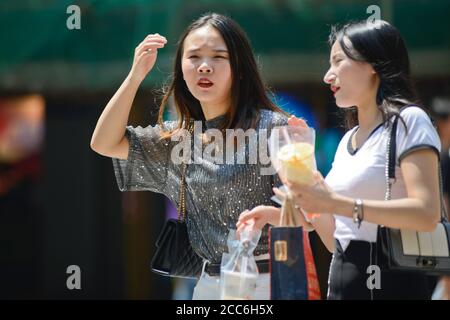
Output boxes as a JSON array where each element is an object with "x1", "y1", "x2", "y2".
[{"x1": 186, "y1": 48, "x2": 229, "y2": 54}]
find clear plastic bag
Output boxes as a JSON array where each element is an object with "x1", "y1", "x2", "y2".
[{"x1": 220, "y1": 228, "x2": 261, "y2": 300}]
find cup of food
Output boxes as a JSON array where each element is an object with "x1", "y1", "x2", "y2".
[
  {"x1": 269, "y1": 125, "x2": 317, "y2": 186},
  {"x1": 269, "y1": 124, "x2": 320, "y2": 226}
]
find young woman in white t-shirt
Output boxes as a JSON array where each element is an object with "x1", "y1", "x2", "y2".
[{"x1": 237, "y1": 20, "x2": 441, "y2": 299}]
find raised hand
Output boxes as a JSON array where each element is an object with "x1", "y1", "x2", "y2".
[{"x1": 129, "y1": 33, "x2": 167, "y2": 83}]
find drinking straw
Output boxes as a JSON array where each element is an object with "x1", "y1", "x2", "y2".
[{"x1": 281, "y1": 127, "x2": 292, "y2": 145}]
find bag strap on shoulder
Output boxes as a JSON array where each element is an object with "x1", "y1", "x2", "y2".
[
  {"x1": 386, "y1": 108, "x2": 448, "y2": 222},
  {"x1": 178, "y1": 124, "x2": 194, "y2": 222}
]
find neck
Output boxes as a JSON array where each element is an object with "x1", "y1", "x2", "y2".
[
  {"x1": 356, "y1": 99, "x2": 383, "y2": 132},
  {"x1": 200, "y1": 100, "x2": 230, "y2": 120}
]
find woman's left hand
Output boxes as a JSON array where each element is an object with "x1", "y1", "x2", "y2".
[
  {"x1": 288, "y1": 115, "x2": 308, "y2": 128},
  {"x1": 287, "y1": 170, "x2": 337, "y2": 214}
]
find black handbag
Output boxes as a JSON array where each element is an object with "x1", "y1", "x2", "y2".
[
  {"x1": 150, "y1": 219, "x2": 203, "y2": 279},
  {"x1": 377, "y1": 113, "x2": 450, "y2": 275},
  {"x1": 150, "y1": 129, "x2": 203, "y2": 279}
]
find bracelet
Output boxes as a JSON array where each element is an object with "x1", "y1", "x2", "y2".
[{"x1": 352, "y1": 198, "x2": 363, "y2": 228}]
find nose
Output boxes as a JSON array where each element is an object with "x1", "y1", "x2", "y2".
[
  {"x1": 198, "y1": 61, "x2": 212, "y2": 74},
  {"x1": 323, "y1": 67, "x2": 336, "y2": 84}
]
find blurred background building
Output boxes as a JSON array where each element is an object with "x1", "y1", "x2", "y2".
[{"x1": 0, "y1": 0, "x2": 449, "y2": 299}]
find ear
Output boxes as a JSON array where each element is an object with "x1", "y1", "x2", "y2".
[{"x1": 370, "y1": 66, "x2": 377, "y2": 75}]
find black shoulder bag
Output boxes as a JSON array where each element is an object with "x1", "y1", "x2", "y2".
[
  {"x1": 377, "y1": 114, "x2": 450, "y2": 275},
  {"x1": 150, "y1": 126, "x2": 203, "y2": 279}
]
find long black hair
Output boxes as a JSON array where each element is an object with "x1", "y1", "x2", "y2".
[
  {"x1": 329, "y1": 20, "x2": 419, "y2": 129},
  {"x1": 158, "y1": 12, "x2": 288, "y2": 138}
]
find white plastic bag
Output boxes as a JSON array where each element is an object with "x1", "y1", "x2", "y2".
[{"x1": 220, "y1": 228, "x2": 261, "y2": 300}]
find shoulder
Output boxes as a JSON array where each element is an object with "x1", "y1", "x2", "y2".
[
  {"x1": 395, "y1": 105, "x2": 441, "y2": 159},
  {"x1": 395, "y1": 105, "x2": 437, "y2": 137},
  {"x1": 398, "y1": 106, "x2": 432, "y2": 125},
  {"x1": 127, "y1": 120, "x2": 179, "y2": 139}
]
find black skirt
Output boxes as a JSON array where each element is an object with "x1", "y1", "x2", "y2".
[{"x1": 328, "y1": 239, "x2": 433, "y2": 300}]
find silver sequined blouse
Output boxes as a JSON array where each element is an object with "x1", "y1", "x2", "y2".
[{"x1": 112, "y1": 109, "x2": 288, "y2": 263}]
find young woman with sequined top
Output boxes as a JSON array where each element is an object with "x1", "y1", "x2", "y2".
[{"x1": 90, "y1": 13, "x2": 296, "y2": 299}]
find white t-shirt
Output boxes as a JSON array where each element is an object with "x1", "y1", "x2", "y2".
[{"x1": 325, "y1": 106, "x2": 441, "y2": 251}]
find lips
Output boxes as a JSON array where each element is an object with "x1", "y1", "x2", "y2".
[
  {"x1": 197, "y1": 78, "x2": 214, "y2": 88},
  {"x1": 331, "y1": 85, "x2": 340, "y2": 95}
]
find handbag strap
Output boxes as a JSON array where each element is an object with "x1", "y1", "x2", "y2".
[
  {"x1": 178, "y1": 124, "x2": 194, "y2": 222},
  {"x1": 385, "y1": 111, "x2": 448, "y2": 222}
]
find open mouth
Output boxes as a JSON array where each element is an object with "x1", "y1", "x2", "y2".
[
  {"x1": 197, "y1": 78, "x2": 214, "y2": 88},
  {"x1": 331, "y1": 85, "x2": 340, "y2": 95}
]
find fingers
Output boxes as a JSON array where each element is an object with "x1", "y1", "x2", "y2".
[
  {"x1": 236, "y1": 210, "x2": 248, "y2": 228},
  {"x1": 136, "y1": 37, "x2": 166, "y2": 52},
  {"x1": 237, "y1": 209, "x2": 259, "y2": 224},
  {"x1": 272, "y1": 187, "x2": 286, "y2": 201},
  {"x1": 312, "y1": 171, "x2": 324, "y2": 189},
  {"x1": 236, "y1": 223, "x2": 245, "y2": 239},
  {"x1": 135, "y1": 34, "x2": 167, "y2": 55},
  {"x1": 236, "y1": 217, "x2": 254, "y2": 239},
  {"x1": 314, "y1": 170, "x2": 324, "y2": 181},
  {"x1": 137, "y1": 42, "x2": 166, "y2": 56},
  {"x1": 237, "y1": 208, "x2": 261, "y2": 232},
  {"x1": 286, "y1": 181, "x2": 304, "y2": 194},
  {"x1": 145, "y1": 33, "x2": 166, "y2": 40},
  {"x1": 288, "y1": 115, "x2": 308, "y2": 128},
  {"x1": 237, "y1": 218, "x2": 264, "y2": 239},
  {"x1": 141, "y1": 33, "x2": 167, "y2": 46}
]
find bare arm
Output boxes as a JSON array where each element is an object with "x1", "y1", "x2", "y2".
[
  {"x1": 329, "y1": 149, "x2": 440, "y2": 231},
  {"x1": 90, "y1": 76, "x2": 140, "y2": 159},
  {"x1": 90, "y1": 34, "x2": 167, "y2": 160},
  {"x1": 236, "y1": 204, "x2": 336, "y2": 253},
  {"x1": 310, "y1": 214, "x2": 335, "y2": 253}
]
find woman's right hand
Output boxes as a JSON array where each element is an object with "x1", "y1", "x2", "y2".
[
  {"x1": 272, "y1": 187, "x2": 315, "y2": 231},
  {"x1": 129, "y1": 33, "x2": 167, "y2": 83},
  {"x1": 236, "y1": 206, "x2": 281, "y2": 235}
]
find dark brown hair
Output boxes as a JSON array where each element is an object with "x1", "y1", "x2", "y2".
[{"x1": 158, "y1": 13, "x2": 288, "y2": 137}]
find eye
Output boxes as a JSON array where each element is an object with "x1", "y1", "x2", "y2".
[
  {"x1": 214, "y1": 55, "x2": 228, "y2": 59},
  {"x1": 188, "y1": 55, "x2": 199, "y2": 59}
]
